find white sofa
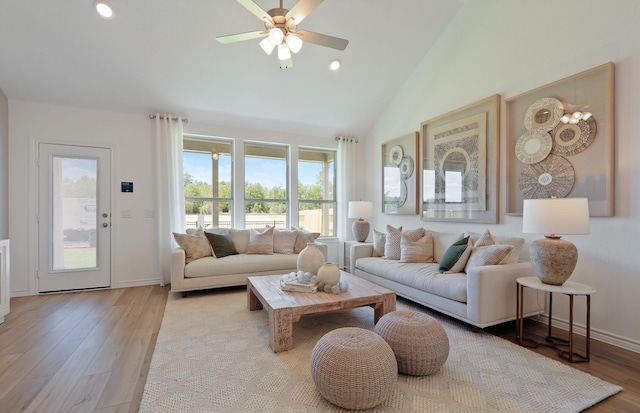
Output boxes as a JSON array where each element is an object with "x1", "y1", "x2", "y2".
[
  {"x1": 350, "y1": 230, "x2": 543, "y2": 328},
  {"x1": 171, "y1": 227, "x2": 327, "y2": 294}
]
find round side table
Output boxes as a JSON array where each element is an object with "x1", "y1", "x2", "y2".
[{"x1": 516, "y1": 276, "x2": 596, "y2": 363}]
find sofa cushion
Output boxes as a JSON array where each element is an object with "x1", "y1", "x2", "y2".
[
  {"x1": 205, "y1": 231, "x2": 239, "y2": 258},
  {"x1": 228, "y1": 229, "x2": 250, "y2": 254},
  {"x1": 372, "y1": 229, "x2": 386, "y2": 257},
  {"x1": 247, "y1": 227, "x2": 274, "y2": 254},
  {"x1": 465, "y1": 244, "x2": 513, "y2": 271},
  {"x1": 273, "y1": 228, "x2": 298, "y2": 254},
  {"x1": 356, "y1": 257, "x2": 467, "y2": 303},
  {"x1": 438, "y1": 236, "x2": 471, "y2": 273},
  {"x1": 428, "y1": 231, "x2": 465, "y2": 263},
  {"x1": 293, "y1": 229, "x2": 320, "y2": 253},
  {"x1": 399, "y1": 233, "x2": 434, "y2": 263},
  {"x1": 173, "y1": 231, "x2": 212, "y2": 264},
  {"x1": 185, "y1": 253, "x2": 298, "y2": 278}
]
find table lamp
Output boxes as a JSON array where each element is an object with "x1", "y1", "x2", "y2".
[
  {"x1": 348, "y1": 201, "x2": 373, "y2": 242},
  {"x1": 522, "y1": 197, "x2": 590, "y2": 285}
]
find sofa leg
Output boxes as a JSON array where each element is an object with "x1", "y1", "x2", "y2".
[
  {"x1": 182, "y1": 292, "x2": 188, "y2": 298},
  {"x1": 472, "y1": 326, "x2": 481, "y2": 333}
]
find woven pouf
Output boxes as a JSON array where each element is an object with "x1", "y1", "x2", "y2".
[
  {"x1": 374, "y1": 310, "x2": 449, "y2": 376},
  {"x1": 310, "y1": 327, "x2": 397, "y2": 410}
]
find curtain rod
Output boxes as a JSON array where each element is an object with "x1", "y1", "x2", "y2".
[
  {"x1": 148, "y1": 114, "x2": 189, "y2": 123},
  {"x1": 335, "y1": 135, "x2": 358, "y2": 143}
]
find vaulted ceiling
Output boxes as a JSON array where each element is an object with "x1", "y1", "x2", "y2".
[{"x1": 0, "y1": 1, "x2": 463, "y2": 137}]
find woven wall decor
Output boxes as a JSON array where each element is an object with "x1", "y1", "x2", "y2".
[
  {"x1": 399, "y1": 156, "x2": 414, "y2": 179},
  {"x1": 515, "y1": 128, "x2": 553, "y2": 164},
  {"x1": 550, "y1": 116, "x2": 597, "y2": 156},
  {"x1": 389, "y1": 145, "x2": 403, "y2": 165},
  {"x1": 524, "y1": 97, "x2": 564, "y2": 131},
  {"x1": 518, "y1": 154, "x2": 575, "y2": 199}
]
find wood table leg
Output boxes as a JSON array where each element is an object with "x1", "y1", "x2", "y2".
[
  {"x1": 374, "y1": 293, "x2": 396, "y2": 323},
  {"x1": 247, "y1": 283, "x2": 262, "y2": 311},
  {"x1": 270, "y1": 307, "x2": 293, "y2": 353}
]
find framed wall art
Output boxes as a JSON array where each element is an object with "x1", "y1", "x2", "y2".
[
  {"x1": 505, "y1": 62, "x2": 614, "y2": 216},
  {"x1": 382, "y1": 132, "x2": 419, "y2": 214},
  {"x1": 420, "y1": 94, "x2": 500, "y2": 223}
]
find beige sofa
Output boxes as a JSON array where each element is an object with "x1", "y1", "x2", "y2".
[
  {"x1": 171, "y1": 227, "x2": 327, "y2": 294},
  {"x1": 350, "y1": 229, "x2": 543, "y2": 328}
]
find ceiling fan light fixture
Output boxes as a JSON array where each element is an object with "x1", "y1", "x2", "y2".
[
  {"x1": 286, "y1": 33, "x2": 303, "y2": 54},
  {"x1": 329, "y1": 58, "x2": 341, "y2": 71},
  {"x1": 94, "y1": 1, "x2": 114, "y2": 18},
  {"x1": 278, "y1": 43, "x2": 292, "y2": 60},
  {"x1": 268, "y1": 27, "x2": 285, "y2": 45},
  {"x1": 280, "y1": 58, "x2": 293, "y2": 69},
  {"x1": 260, "y1": 37, "x2": 276, "y2": 55}
]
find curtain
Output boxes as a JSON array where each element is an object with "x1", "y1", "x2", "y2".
[
  {"x1": 155, "y1": 114, "x2": 185, "y2": 286},
  {"x1": 336, "y1": 136, "x2": 359, "y2": 242}
]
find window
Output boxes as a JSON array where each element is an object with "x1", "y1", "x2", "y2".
[
  {"x1": 298, "y1": 148, "x2": 335, "y2": 236},
  {"x1": 244, "y1": 143, "x2": 288, "y2": 229},
  {"x1": 183, "y1": 136, "x2": 233, "y2": 229}
]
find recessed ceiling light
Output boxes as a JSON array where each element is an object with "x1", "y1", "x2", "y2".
[
  {"x1": 94, "y1": 1, "x2": 114, "y2": 19},
  {"x1": 329, "y1": 58, "x2": 341, "y2": 71}
]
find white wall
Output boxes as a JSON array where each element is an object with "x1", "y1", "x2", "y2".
[
  {"x1": 365, "y1": 0, "x2": 640, "y2": 351},
  {"x1": 7, "y1": 101, "x2": 338, "y2": 296},
  {"x1": 0, "y1": 88, "x2": 8, "y2": 239}
]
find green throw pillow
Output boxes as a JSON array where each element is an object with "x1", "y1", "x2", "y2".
[
  {"x1": 205, "y1": 231, "x2": 239, "y2": 258},
  {"x1": 438, "y1": 236, "x2": 470, "y2": 273}
]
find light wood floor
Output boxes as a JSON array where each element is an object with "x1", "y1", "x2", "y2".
[{"x1": 0, "y1": 285, "x2": 638, "y2": 413}]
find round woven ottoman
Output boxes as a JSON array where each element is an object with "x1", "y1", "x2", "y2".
[
  {"x1": 374, "y1": 311, "x2": 449, "y2": 376},
  {"x1": 310, "y1": 327, "x2": 397, "y2": 410}
]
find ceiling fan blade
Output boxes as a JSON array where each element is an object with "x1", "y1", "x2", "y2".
[
  {"x1": 236, "y1": 0, "x2": 273, "y2": 24},
  {"x1": 216, "y1": 30, "x2": 267, "y2": 44},
  {"x1": 296, "y1": 30, "x2": 348, "y2": 51},
  {"x1": 286, "y1": 0, "x2": 324, "y2": 25}
]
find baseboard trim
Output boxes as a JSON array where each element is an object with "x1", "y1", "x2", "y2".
[
  {"x1": 539, "y1": 314, "x2": 640, "y2": 354},
  {"x1": 114, "y1": 278, "x2": 162, "y2": 288}
]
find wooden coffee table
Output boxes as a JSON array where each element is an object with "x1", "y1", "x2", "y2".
[{"x1": 247, "y1": 271, "x2": 396, "y2": 352}]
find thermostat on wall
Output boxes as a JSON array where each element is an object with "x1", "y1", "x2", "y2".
[{"x1": 121, "y1": 182, "x2": 133, "y2": 192}]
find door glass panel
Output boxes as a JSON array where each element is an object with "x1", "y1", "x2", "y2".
[{"x1": 52, "y1": 156, "x2": 98, "y2": 270}]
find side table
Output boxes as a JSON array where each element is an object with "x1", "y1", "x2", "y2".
[
  {"x1": 343, "y1": 240, "x2": 366, "y2": 273},
  {"x1": 516, "y1": 276, "x2": 596, "y2": 363}
]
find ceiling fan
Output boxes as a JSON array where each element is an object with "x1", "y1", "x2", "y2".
[{"x1": 216, "y1": 0, "x2": 349, "y2": 69}]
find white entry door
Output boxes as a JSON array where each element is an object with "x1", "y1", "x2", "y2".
[{"x1": 38, "y1": 143, "x2": 111, "y2": 292}]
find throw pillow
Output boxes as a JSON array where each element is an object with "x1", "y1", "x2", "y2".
[
  {"x1": 293, "y1": 228, "x2": 321, "y2": 253},
  {"x1": 465, "y1": 244, "x2": 513, "y2": 271},
  {"x1": 438, "y1": 236, "x2": 471, "y2": 273},
  {"x1": 384, "y1": 226, "x2": 425, "y2": 260},
  {"x1": 467, "y1": 231, "x2": 525, "y2": 264},
  {"x1": 173, "y1": 232, "x2": 212, "y2": 264},
  {"x1": 399, "y1": 233, "x2": 434, "y2": 263},
  {"x1": 273, "y1": 228, "x2": 298, "y2": 254},
  {"x1": 228, "y1": 229, "x2": 250, "y2": 253},
  {"x1": 247, "y1": 227, "x2": 274, "y2": 255},
  {"x1": 429, "y1": 231, "x2": 466, "y2": 263},
  {"x1": 372, "y1": 229, "x2": 386, "y2": 257},
  {"x1": 205, "y1": 231, "x2": 239, "y2": 258},
  {"x1": 473, "y1": 229, "x2": 497, "y2": 249}
]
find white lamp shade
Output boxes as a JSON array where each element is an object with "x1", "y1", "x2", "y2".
[
  {"x1": 348, "y1": 201, "x2": 373, "y2": 219},
  {"x1": 268, "y1": 28, "x2": 284, "y2": 45},
  {"x1": 259, "y1": 37, "x2": 275, "y2": 55},
  {"x1": 285, "y1": 33, "x2": 303, "y2": 53},
  {"x1": 522, "y1": 198, "x2": 590, "y2": 235},
  {"x1": 277, "y1": 43, "x2": 292, "y2": 60}
]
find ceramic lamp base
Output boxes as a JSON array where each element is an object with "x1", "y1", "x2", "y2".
[
  {"x1": 529, "y1": 237, "x2": 578, "y2": 285},
  {"x1": 352, "y1": 219, "x2": 370, "y2": 242}
]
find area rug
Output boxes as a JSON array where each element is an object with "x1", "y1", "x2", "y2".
[{"x1": 140, "y1": 288, "x2": 621, "y2": 413}]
